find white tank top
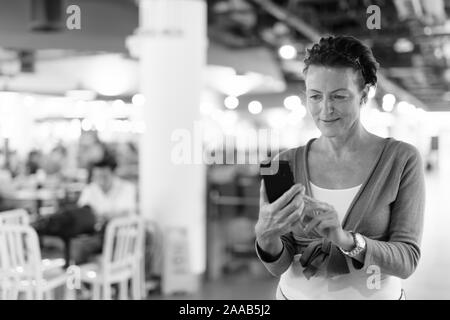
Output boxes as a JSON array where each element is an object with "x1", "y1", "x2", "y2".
[{"x1": 278, "y1": 181, "x2": 402, "y2": 300}]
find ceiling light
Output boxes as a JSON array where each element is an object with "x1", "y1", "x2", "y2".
[
  {"x1": 224, "y1": 96, "x2": 239, "y2": 109},
  {"x1": 112, "y1": 99, "x2": 125, "y2": 108},
  {"x1": 248, "y1": 101, "x2": 263, "y2": 114},
  {"x1": 393, "y1": 38, "x2": 414, "y2": 53},
  {"x1": 132, "y1": 93, "x2": 146, "y2": 106},
  {"x1": 283, "y1": 95, "x2": 302, "y2": 111},
  {"x1": 278, "y1": 45, "x2": 297, "y2": 60}
]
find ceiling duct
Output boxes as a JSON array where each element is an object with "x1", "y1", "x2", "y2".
[{"x1": 30, "y1": 0, "x2": 65, "y2": 32}]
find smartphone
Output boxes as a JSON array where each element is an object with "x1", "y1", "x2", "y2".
[
  {"x1": 260, "y1": 160, "x2": 295, "y2": 203},
  {"x1": 260, "y1": 160, "x2": 314, "y2": 229}
]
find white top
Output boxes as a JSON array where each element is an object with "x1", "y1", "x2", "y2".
[
  {"x1": 78, "y1": 177, "x2": 137, "y2": 218},
  {"x1": 310, "y1": 181, "x2": 361, "y2": 222},
  {"x1": 278, "y1": 181, "x2": 402, "y2": 300}
]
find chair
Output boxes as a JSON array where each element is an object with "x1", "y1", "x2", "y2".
[
  {"x1": 0, "y1": 209, "x2": 66, "y2": 271},
  {"x1": 0, "y1": 225, "x2": 71, "y2": 300},
  {"x1": 78, "y1": 215, "x2": 144, "y2": 300},
  {"x1": 0, "y1": 209, "x2": 30, "y2": 226},
  {"x1": 0, "y1": 270, "x2": 20, "y2": 300}
]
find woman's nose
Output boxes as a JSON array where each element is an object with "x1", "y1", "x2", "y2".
[{"x1": 321, "y1": 97, "x2": 334, "y2": 114}]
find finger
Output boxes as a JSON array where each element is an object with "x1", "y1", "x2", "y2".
[
  {"x1": 303, "y1": 214, "x2": 331, "y2": 234},
  {"x1": 271, "y1": 183, "x2": 303, "y2": 212},
  {"x1": 260, "y1": 180, "x2": 269, "y2": 207},
  {"x1": 303, "y1": 196, "x2": 333, "y2": 211},
  {"x1": 280, "y1": 209, "x2": 303, "y2": 233},
  {"x1": 303, "y1": 207, "x2": 334, "y2": 220},
  {"x1": 286, "y1": 200, "x2": 305, "y2": 222},
  {"x1": 278, "y1": 194, "x2": 304, "y2": 220},
  {"x1": 315, "y1": 219, "x2": 336, "y2": 233},
  {"x1": 302, "y1": 195, "x2": 329, "y2": 207}
]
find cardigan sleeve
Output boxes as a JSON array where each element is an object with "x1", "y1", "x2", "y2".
[
  {"x1": 360, "y1": 145, "x2": 425, "y2": 279},
  {"x1": 255, "y1": 232, "x2": 297, "y2": 277},
  {"x1": 254, "y1": 148, "x2": 299, "y2": 277}
]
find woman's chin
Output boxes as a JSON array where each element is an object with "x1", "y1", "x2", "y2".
[{"x1": 319, "y1": 127, "x2": 342, "y2": 137}]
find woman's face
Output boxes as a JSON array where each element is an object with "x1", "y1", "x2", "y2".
[{"x1": 305, "y1": 65, "x2": 366, "y2": 138}]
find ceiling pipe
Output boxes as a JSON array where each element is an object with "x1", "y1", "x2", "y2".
[{"x1": 247, "y1": 0, "x2": 429, "y2": 110}]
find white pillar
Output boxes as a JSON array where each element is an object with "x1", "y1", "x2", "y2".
[{"x1": 127, "y1": 0, "x2": 207, "y2": 276}]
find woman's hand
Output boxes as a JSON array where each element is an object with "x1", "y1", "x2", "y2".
[
  {"x1": 255, "y1": 182, "x2": 305, "y2": 255},
  {"x1": 301, "y1": 198, "x2": 354, "y2": 250}
]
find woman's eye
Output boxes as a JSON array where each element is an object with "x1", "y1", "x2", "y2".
[
  {"x1": 309, "y1": 95, "x2": 321, "y2": 101},
  {"x1": 333, "y1": 95, "x2": 347, "y2": 100}
]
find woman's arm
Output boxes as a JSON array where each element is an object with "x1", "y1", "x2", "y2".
[
  {"x1": 353, "y1": 147, "x2": 425, "y2": 279},
  {"x1": 255, "y1": 232, "x2": 297, "y2": 277}
]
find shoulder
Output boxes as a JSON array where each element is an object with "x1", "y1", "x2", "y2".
[
  {"x1": 385, "y1": 139, "x2": 424, "y2": 178},
  {"x1": 81, "y1": 183, "x2": 99, "y2": 194},
  {"x1": 272, "y1": 140, "x2": 311, "y2": 163},
  {"x1": 116, "y1": 178, "x2": 136, "y2": 192},
  {"x1": 387, "y1": 138, "x2": 422, "y2": 162}
]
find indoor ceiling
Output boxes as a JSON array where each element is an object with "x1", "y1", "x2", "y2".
[
  {"x1": 0, "y1": 0, "x2": 449, "y2": 110},
  {"x1": 208, "y1": 0, "x2": 450, "y2": 110}
]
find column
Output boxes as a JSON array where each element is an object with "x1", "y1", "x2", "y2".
[{"x1": 127, "y1": 0, "x2": 207, "y2": 279}]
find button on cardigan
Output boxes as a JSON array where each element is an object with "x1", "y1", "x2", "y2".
[{"x1": 256, "y1": 137, "x2": 425, "y2": 281}]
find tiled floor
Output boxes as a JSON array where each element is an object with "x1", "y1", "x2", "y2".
[{"x1": 148, "y1": 274, "x2": 278, "y2": 300}]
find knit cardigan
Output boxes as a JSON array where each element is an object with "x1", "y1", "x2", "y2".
[{"x1": 256, "y1": 137, "x2": 425, "y2": 280}]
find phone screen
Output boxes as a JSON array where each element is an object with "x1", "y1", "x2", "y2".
[{"x1": 260, "y1": 160, "x2": 295, "y2": 203}]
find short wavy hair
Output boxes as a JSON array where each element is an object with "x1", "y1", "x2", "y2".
[{"x1": 303, "y1": 35, "x2": 380, "y2": 90}]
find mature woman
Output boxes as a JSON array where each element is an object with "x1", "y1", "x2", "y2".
[{"x1": 255, "y1": 35, "x2": 425, "y2": 300}]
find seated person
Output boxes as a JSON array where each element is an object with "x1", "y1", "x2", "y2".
[
  {"x1": 72, "y1": 155, "x2": 137, "y2": 263},
  {"x1": 78, "y1": 155, "x2": 136, "y2": 222}
]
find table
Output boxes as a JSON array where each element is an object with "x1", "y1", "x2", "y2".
[{"x1": 3, "y1": 188, "x2": 65, "y2": 218}]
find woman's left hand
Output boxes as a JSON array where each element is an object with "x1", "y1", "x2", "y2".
[{"x1": 301, "y1": 197, "x2": 354, "y2": 250}]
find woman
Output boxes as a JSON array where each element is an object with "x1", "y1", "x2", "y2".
[{"x1": 255, "y1": 35, "x2": 425, "y2": 300}]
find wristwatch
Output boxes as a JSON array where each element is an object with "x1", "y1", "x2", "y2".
[{"x1": 339, "y1": 232, "x2": 366, "y2": 258}]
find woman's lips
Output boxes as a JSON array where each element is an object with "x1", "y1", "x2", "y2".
[{"x1": 321, "y1": 118, "x2": 340, "y2": 123}]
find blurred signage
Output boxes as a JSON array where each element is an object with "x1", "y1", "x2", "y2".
[{"x1": 161, "y1": 226, "x2": 198, "y2": 295}]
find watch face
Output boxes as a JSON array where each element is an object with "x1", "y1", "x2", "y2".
[{"x1": 355, "y1": 233, "x2": 366, "y2": 248}]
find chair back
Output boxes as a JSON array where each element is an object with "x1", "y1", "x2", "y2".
[
  {"x1": 102, "y1": 216, "x2": 143, "y2": 275},
  {"x1": 0, "y1": 225, "x2": 44, "y2": 297},
  {"x1": 0, "y1": 269, "x2": 20, "y2": 300},
  {"x1": 0, "y1": 209, "x2": 30, "y2": 226}
]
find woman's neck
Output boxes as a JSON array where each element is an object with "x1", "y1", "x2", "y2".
[{"x1": 317, "y1": 121, "x2": 372, "y2": 159}]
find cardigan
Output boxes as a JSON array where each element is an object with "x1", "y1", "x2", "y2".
[{"x1": 256, "y1": 137, "x2": 425, "y2": 283}]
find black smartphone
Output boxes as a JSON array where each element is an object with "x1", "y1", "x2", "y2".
[
  {"x1": 260, "y1": 160, "x2": 313, "y2": 230},
  {"x1": 260, "y1": 160, "x2": 295, "y2": 203}
]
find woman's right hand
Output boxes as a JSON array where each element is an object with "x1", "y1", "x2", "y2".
[{"x1": 255, "y1": 181, "x2": 305, "y2": 255}]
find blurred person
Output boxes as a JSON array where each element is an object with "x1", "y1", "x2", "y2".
[
  {"x1": 45, "y1": 144, "x2": 67, "y2": 174},
  {"x1": 42, "y1": 144, "x2": 69, "y2": 188},
  {"x1": 0, "y1": 154, "x2": 15, "y2": 211},
  {"x1": 115, "y1": 141, "x2": 139, "y2": 181},
  {"x1": 25, "y1": 149, "x2": 42, "y2": 175},
  {"x1": 70, "y1": 154, "x2": 137, "y2": 264},
  {"x1": 78, "y1": 154, "x2": 137, "y2": 222},
  {"x1": 255, "y1": 36, "x2": 425, "y2": 300},
  {"x1": 34, "y1": 153, "x2": 137, "y2": 267},
  {"x1": 77, "y1": 131, "x2": 106, "y2": 170}
]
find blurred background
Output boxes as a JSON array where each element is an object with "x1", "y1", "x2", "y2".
[{"x1": 0, "y1": 0, "x2": 449, "y2": 300}]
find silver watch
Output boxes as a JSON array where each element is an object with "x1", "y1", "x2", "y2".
[{"x1": 339, "y1": 232, "x2": 366, "y2": 258}]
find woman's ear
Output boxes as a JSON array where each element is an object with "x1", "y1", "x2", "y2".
[{"x1": 360, "y1": 84, "x2": 373, "y2": 105}]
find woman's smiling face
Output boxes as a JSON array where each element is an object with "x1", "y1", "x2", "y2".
[{"x1": 305, "y1": 65, "x2": 366, "y2": 138}]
